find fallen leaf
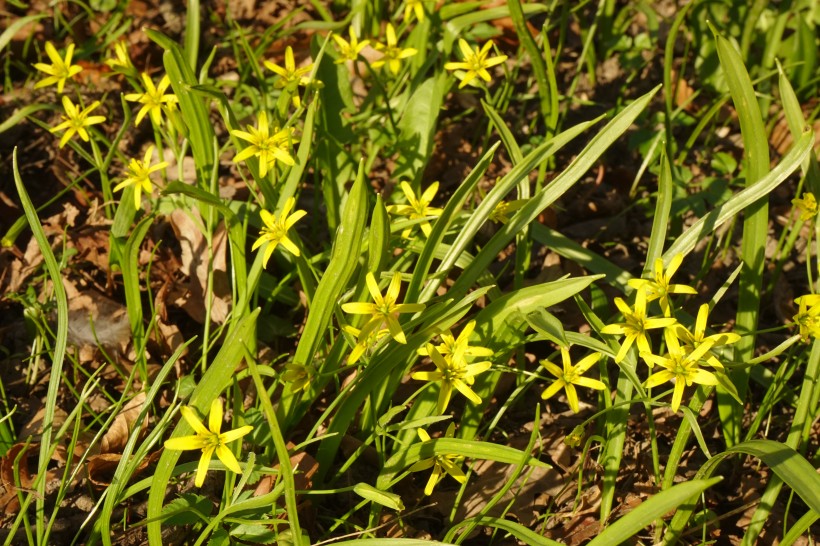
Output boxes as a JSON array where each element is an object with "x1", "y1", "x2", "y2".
[{"x1": 100, "y1": 392, "x2": 148, "y2": 454}]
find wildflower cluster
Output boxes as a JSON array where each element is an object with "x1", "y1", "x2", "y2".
[
  {"x1": 595, "y1": 254, "x2": 741, "y2": 412},
  {"x1": 537, "y1": 254, "x2": 741, "y2": 414}
]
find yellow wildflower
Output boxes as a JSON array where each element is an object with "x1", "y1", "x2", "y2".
[
  {"x1": 341, "y1": 271, "x2": 425, "y2": 344},
  {"x1": 600, "y1": 287, "x2": 677, "y2": 363},
  {"x1": 333, "y1": 29, "x2": 370, "y2": 63},
  {"x1": 642, "y1": 329, "x2": 719, "y2": 412},
  {"x1": 673, "y1": 303, "x2": 740, "y2": 368},
  {"x1": 264, "y1": 46, "x2": 313, "y2": 108},
  {"x1": 444, "y1": 39, "x2": 507, "y2": 89},
  {"x1": 50, "y1": 96, "x2": 106, "y2": 148},
  {"x1": 113, "y1": 145, "x2": 168, "y2": 210},
  {"x1": 417, "y1": 320, "x2": 493, "y2": 361},
  {"x1": 343, "y1": 324, "x2": 389, "y2": 365},
  {"x1": 282, "y1": 362, "x2": 313, "y2": 392},
  {"x1": 163, "y1": 399, "x2": 253, "y2": 487},
  {"x1": 540, "y1": 348, "x2": 606, "y2": 413},
  {"x1": 489, "y1": 199, "x2": 527, "y2": 224},
  {"x1": 372, "y1": 24, "x2": 417, "y2": 75},
  {"x1": 411, "y1": 345, "x2": 492, "y2": 414},
  {"x1": 231, "y1": 112, "x2": 296, "y2": 177},
  {"x1": 388, "y1": 181, "x2": 443, "y2": 238},
  {"x1": 408, "y1": 423, "x2": 467, "y2": 495},
  {"x1": 404, "y1": 0, "x2": 426, "y2": 22},
  {"x1": 124, "y1": 73, "x2": 177, "y2": 126},
  {"x1": 33, "y1": 41, "x2": 83, "y2": 93},
  {"x1": 104, "y1": 41, "x2": 133, "y2": 72},
  {"x1": 627, "y1": 253, "x2": 697, "y2": 315},
  {"x1": 793, "y1": 294, "x2": 820, "y2": 341},
  {"x1": 252, "y1": 197, "x2": 307, "y2": 267},
  {"x1": 792, "y1": 192, "x2": 817, "y2": 222}
]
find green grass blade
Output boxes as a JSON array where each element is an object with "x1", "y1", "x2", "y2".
[
  {"x1": 591, "y1": 478, "x2": 723, "y2": 546},
  {"x1": 13, "y1": 148, "x2": 70, "y2": 545},
  {"x1": 447, "y1": 516, "x2": 564, "y2": 546},
  {"x1": 663, "y1": 130, "x2": 813, "y2": 261},
  {"x1": 421, "y1": 116, "x2": 603, "y2": 302},
  {"x1": 146, "y1": 29, "x2": 216, "y2": 190},
  {"x1": 406, "y1": 142, "x2": 499, "y2": 302},
  {"x1": 185, "y1": 0, "x2": 200, "y2": 71},
  {"x1": 645, "y1": 148, "x2": 674, "y2": 271},
  {"x1": 664, "y1": 439, "x2": 820, "y2": 545},
  {"x1": 376, "y1": 438, "x2": 549, "y2": 492},
  {"x1": 507, "y1": 0, "x2": 551, "y2": 126},
  {"x1": 710, "y1": 23, "x2": 771, "y2": 447},
  {"x1": 146, "y1": 310, "x2": 259, "y2": 546},
  {"x1": 11, "y1": 148, "x2": 74, "y2": 541},
  {"x1": 531, "y1": 224, "x2": 632, "y2": 293},
  {"x1": 448, "y1": 85, "x2": 660, "y2": 300},
  {"x1": 780, "y1": 510, "x2": 819, "y2": 546},
  {"x1": 278, "y1": 162, "x2": 369, "y2": 424}
]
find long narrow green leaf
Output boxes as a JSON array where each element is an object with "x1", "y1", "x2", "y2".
[
  {"x1": 421, "y1": 116, "x2": 603, "y2": 302},
  {"x1": 376, "y1": 437, "x2": 548, "y2": 492},
  {"x1": 645, "y1": 149, "x2": 674, "y2": 272},
  {"x1": 406, "y1": 142, "x2": 499, "y2": 301},
  {"x1": 146, "y1": 29, "x2": 216, "y2": 189},
  {"x1": 448, "y1": 86, "x2": 660, "y2": 299},
  {"x1": 663, "y1": 130, "x2": 813, "y2": 261},
  {"x1": 589, "y1": 478, "x2": 722, "y2": 546},
  {"x1": 13, "y1": 148, "x2": 69, "y2": 545},
  {"x1": 447, "y1": 516, "x2": 564, "y2": 546},
  {"x1": 665, "y1": 439, "x2": 820, "y2": 545}
]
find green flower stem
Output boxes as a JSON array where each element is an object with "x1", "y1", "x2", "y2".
[
  {"x1": 245, "y1": 348, "x2": 303, "y2": 545},
  {"x1": 89, "y1": 137, "x2": 113, "y2": 219}
]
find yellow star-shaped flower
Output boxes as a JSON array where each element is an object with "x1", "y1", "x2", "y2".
[
  {"x1": 600, "y1": 287, "x2": 677, "y2": 363},
  {"x1": 642, "y1": 329, "x2": 719, "y2": 412},
  {"x1": 50, "y1": 96, "x2": 106, "y2": 148},
  {"x1": 411, "y1": 345, "x2": 492, "y2": 414},
  {"x1": 231, "y1": 112, "x2": 296, "y2": 177},
  {"x1": 252, "y1": 197, "x2": 307, "y2": 267},
  {"x1": 33, "y1": 41, "x2": 83, "y2": 94},
  {"x1": 113, "y1": 145, "x2": 168, "y2": 210},
  {"x1": 792, "y1": 192, "x2": 818, "y2": 222},
  {"x1": 417, "y1": 320, "x2": 493, "y2": 361},
  {"x1": 404, "y1": 0, "x2": 426, "y2": 22},
  {"x1": 333, "y1": 28, "x2": 370, "y2": 63},
  {"x1": 627, "y1": 253, "x2": 696, "y2": 316},
  {"x1": 124, "y1": 73, "x2": 177, "y2": 126},
  {"x1": 341, "y1": 271, "x2": 425, "y2": 344},
  {"x1": 388, "y1": 181, "x2": 443, "y2": 238},
  {"x1": 673, "y1": 303, "x2": 740, "y2": 369},
  {"x1": 444, "y1": 39, "x2": 507, "y2": 89},
  {"x1": 263, "y1": 46, "x2": 313, "y2": 108},
  {"x1": 540, "y1": 347, "x2": 606, "y2": 413},
  {"x1": 408, "y1": 423, "x2": 467, "y2": 495},
  {"x1": 164, "y1": 399, "x2": 253, "y2": 487},
  {"x1": 372, "y1": 24, "x2": 417, "y2": 75}
]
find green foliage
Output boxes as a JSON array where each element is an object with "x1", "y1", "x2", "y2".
[{"x1": 6, "y1": 1, "x2": 820, "y2": 545}]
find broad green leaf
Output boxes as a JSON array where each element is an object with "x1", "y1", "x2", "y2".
[{"x1": 393, "y1": 73, "x2": 448, "y2": 183}]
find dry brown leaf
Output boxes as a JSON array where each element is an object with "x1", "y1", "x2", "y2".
[
  {"x1": 169, "y1": 208, "x2": 231, "y2": 324},
  {"x1": 100, "y1": 392, "x2": 148, "y2": 454},
  {"x1": 63, "y1": 281, "x2": 131, "y2": 350}
]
